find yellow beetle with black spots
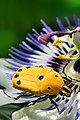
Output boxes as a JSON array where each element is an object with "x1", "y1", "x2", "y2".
[{"x1": 12, "y1": 66, "x2": 72, "y2": 112}]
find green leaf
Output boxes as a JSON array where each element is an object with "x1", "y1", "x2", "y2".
[{"x1": 0, "y1": 103, "x2": 25, "y2": 120}]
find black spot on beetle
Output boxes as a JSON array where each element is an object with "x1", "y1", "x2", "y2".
[
  {"x1": 55, "y1": 75, "x2": 58, "y2": 77},
  {"x1": 18, "y1": 69, "x2": 22, "y2": 72},
  {"x1": 26, "y1": 66, "x2": 31, "y2": 69},
  {"x1": 14, "y1": 74, "x2": 19, "y2": 78},
  {"x1": 17, "y1": 80, "x2": 21, "y2": 85},
  {"x1": 48, "y1": 87, "x2": 51, "y2": 90},
  {"x1": 38, "y1": 75, "x2": 44, "y2": 80}
]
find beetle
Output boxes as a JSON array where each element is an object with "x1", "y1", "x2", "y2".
[{"x1": 12, "y1": 66, "x2": 72, "y2": 112}]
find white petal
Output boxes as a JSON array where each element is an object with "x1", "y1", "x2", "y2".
[
  {"x1": 0, "y1": 90, "x2": 20, "y2": 105},
  {"x1": 0, "y1": 58, "x2": 14, "y2": 88},
  {"x1": 12, "y1": 101, "x2": 59, "y2": 120}
]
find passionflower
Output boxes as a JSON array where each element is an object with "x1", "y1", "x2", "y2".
[{"x1": 0, "y1": 16, "x2": 80, "y2": 120}]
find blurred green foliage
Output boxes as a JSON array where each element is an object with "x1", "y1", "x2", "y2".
[{"x1": 0, "y1": 0, "x2": 80, "y2": 57}]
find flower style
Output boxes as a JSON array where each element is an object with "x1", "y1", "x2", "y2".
[{"x1": 0, "y1": 16, "x2": 80, "y2": 120}]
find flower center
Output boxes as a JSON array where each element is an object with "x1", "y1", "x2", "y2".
[
  {"x1": 73, "y1": 59, "x2": 80, "y2": 73},
  {"x1": 64, "y1": 59, "x2": 80, "y2": 82}
]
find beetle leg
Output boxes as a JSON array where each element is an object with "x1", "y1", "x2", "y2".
[
  {"x1": 3, "y1": 90, "x2": 33, "y2": 100},
  {"x1": 14, "y1": 93, "x2": 33, "y2": 100},
  {"x1": 49, "y1": 95, "x2": 60, "y2": 112},
  {"x1": 26, "y1": 96, "x2": 46, "y2": 107}
]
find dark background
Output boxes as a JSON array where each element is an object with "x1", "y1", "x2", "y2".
[{"x1": 0, "y1": 0, "x2": 80, "y2": 57}]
